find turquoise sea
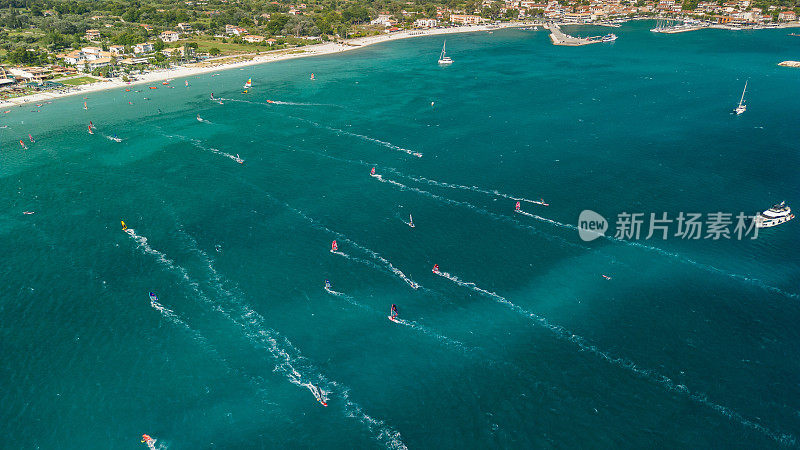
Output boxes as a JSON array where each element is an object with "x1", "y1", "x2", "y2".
[{"x1": 2, "y1": 21, "x2": 800, "y2": 448}]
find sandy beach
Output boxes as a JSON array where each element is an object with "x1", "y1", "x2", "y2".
[{"x1": 0, "y1": 22, "x2": 529, "y2": 107}]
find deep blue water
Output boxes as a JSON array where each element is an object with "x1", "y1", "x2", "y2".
[{"x1": 2, "y1": 21, "x2": 799, "y2": 448}]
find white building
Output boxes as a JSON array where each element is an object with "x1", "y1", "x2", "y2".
[
  {"x1": 133, "y1": 42, "x2": 154, "y2": 54},
  {"x1": 77, "y1": 57, "x2": 112, "y2": 72},
  {"x1": 225, "y1": 24, "x2": 247, "y2": 35},
  {"x1": 242, "y1": 34, "x2": 265, "y2": 43},
  {"x1": 370, "y1": 14, "x2": 394, "y2": 27},
  {"x1": 159, "y1": 31, "x2": 180, "y2": 42},
  {"x1": 414, "y1": 18, "x2": 438, "y2": 27}
]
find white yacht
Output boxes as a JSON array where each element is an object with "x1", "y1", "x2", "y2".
[
  {"x1": 438, "y1": 41, "x2": 453, "y2": 65},
  {"x1": 734, "y1": 80, "x2": 747, "y2": 115},
  {"x1": 602, "y1": 33, "x2": 618, "y2": 42},
  {"x1": 755, "y1": 201, "x2": 794, "y2": 228}
]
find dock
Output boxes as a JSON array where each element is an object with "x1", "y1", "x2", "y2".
[{"x1": 546, "y1": 24, "x2": 603, "y2": 46}]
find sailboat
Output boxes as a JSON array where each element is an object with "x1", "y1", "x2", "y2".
[
  {"x1": 438, "y1": 41, "x2": 453, "y2": 65},
  {"x1": 243, "y1": 78, "x2": 252, "y2": 89},
  {"x1": 734, "y1": 80, "x2": 747, "y2": 115}
]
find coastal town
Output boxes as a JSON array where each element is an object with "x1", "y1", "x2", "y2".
[{"x1": 0, "y1": 0, "x2": 798, "y2": 101}]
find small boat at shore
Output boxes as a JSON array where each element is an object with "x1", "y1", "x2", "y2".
[
  {"x1": 438, "y1": 41, "x2": 453, "y2": 65},
  {"x1": 602, "y1": 33, "x2": 617, "y2": 42},
  {"x1": 755, "y1": 201, "x2": 794, "y2": 228},
  {"x1": 734, "y1": 80, "x2": 747, "y2": 115}
]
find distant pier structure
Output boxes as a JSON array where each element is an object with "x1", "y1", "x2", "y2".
[{"x1": 546, "y1": 23, "x2": 604, "y2": 46}]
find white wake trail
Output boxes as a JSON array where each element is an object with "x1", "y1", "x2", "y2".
[
  {"x1": 513, "y1": 209, "x2": 800, "y2": 300},
  {"x1": 394, "y1": 172, "x2": 548, "y2": 206},
  {"x1": 127, "y1": 228, "x2": 407, "y2": 449},
  {"x1": 324, "y1": 286, "x2": 368, "y2": 309},
  {"x1": 176, "y1": 230, "x2": 408, "y2": 449},
  {"x1": 388, "y1": 316, "x2": 469, "y2": 353},
  {"x1": 294, "y1": 117, "x2": 422, "y2": 158},
  {"x1": 433, "y1": 267, "x2": 796, "y2": 446},
  {"x1": 163, "y1": 133, "x2": 243, "y2": 164},
  {"x1": 148, "y1": 294, "x2": 280, "y2": 410},
  {"x1": 371, "y1": 172, "x2": 580, "y2": 249},
  {"x1": 329, "y1": 235, "x2": 420, "y2": 291}
]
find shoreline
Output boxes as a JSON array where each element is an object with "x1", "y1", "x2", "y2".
[
  {"x1": 3, "y1": 18, "x2": 797, "y2": 106},
  {"x1": 0, "y1": 23, "x2": 529, "y2": 107}
]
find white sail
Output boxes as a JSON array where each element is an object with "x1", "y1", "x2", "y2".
[
  {"x1": 438, "y1": 41, "x2": 453, "y2": 65},
  {"x1": 734, "y1": 80, "x2": 747, "y2": 115},
  {"x1": 738, "y1": 80, "x2": 747, "y2": 108}
]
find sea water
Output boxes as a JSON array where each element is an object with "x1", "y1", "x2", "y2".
[{"x1": 1, "y1": 21, "x2": 799, "y2": 448}]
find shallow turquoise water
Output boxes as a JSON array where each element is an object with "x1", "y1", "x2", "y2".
[{"x1": 2, "y1": 21, "x2": 799, "y2": 448}]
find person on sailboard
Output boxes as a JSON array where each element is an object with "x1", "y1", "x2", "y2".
[
  {"x1": 370, "y1": 167, "x2": 376, "y2": 176},
  {"x1": 141, "y1": 434, "x2": 154, "y2": 444},
  {"x1": 121, "y1": 220, "x2": 127, "y2": 231},
  {"x1": 210, "y1": 92, "x2": 215, "y2": 99},
  {"x1": 331, "y1": 240, "x2": 338, "y2": 252},
  {"x1": 325, "y1": 279, "x2": 331, "y2": 289},
  {"x1": 19, "y1": 140, "x2": 27, "y2": 149},
  {"x1": 432, "y1": 264, "x2": 439, "y2": 274},
  {"x1": 515, "y1": 201, "x2": 521, "y2": 212},
  {"x1": 390, "y1": 304, "x2": 398, "y2": 319}
]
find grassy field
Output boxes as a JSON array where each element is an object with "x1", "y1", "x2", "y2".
[
  {"x1": 179, "y1": 38, "x2": 265, "y2": 55},
  {"x1": 59, "y1": 76, "x2": 98, "y2": 86}
]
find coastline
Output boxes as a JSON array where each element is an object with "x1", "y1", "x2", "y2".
[
  {"x1": 0, "y1": 22, "x2": 528, "y2": 107},
  {"x1": 4, "y1": 18, "x2": 797, "y2": 107}
]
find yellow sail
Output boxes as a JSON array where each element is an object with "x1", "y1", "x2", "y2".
[{"x1": 121, "y1": 220, "x2": 127, "y2": 231}]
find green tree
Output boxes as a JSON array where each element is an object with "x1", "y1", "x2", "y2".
[
  {"x1": 682, "y1": 0, "x2": 699, "y2": 10},
  {"x1": 208, "y1": 47, "x2": 221, "y2": 55},
  {"x1": 342, "y1": 5, "x2": 369, "y2": 23},
  {"x1": 266, "y1": 14, "x2": 290, "y2": 34}
]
